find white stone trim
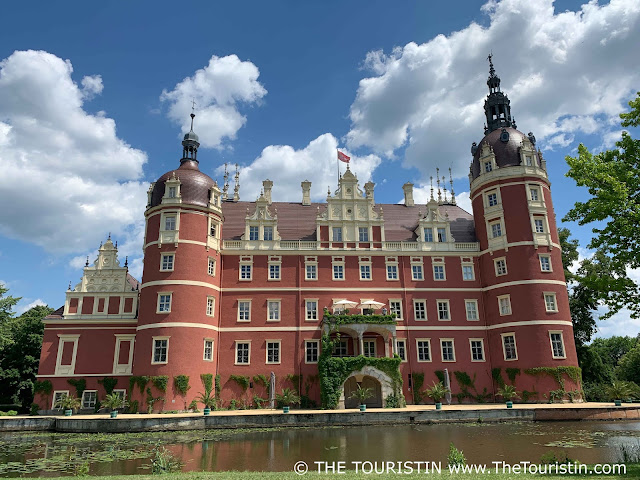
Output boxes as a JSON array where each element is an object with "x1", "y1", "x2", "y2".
[
  {"x1": 142, "y1": 280, "x2": 220, "y2": 292},
  {"x1": 54, "y1": 334, "x2": 80, "y2": 376},
  {"x1": 112, "y1": 334, "x2": 135, "y2": 375}
]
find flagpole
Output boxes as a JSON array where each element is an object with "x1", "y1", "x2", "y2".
[{"x1": 337, "y1": 149, "x2": 339, "y2": 187}]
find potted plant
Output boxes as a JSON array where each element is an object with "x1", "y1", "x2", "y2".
[
  {"x1": 497, "y1": 384, "x2": 520, "y2": 408},
  {"x1": 606, "y1": 381, "x2": 633, "y2": 407},
  {"x1": 102, "y1": 392, "x2": 128, "y2": 418},
  {"x1": 349, "y1": 385, "x2": 373, "y2": 412},
  {"x1": 276, "y1": 388, "x2": 300, "y2": 413},
  {"x1": 55, "y1": 395, "x2": 81, "y2": 416},
  {"x1": 195, "y1": 391, "x2": 216, "y2": 415},
  {"x1": 424, "y1": 381, "x2": 449, "y2": 410}
]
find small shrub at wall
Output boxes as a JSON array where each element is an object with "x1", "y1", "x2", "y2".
[
  {"x1": 98, "y1": 377, "x2": 118, "y2": 395},
  {"x1": 151, "y1": 376, "x2": 169, "y2": 392},
  {"x1": 67, "y1": 378, "x2": 86, "y2": 398},
  {"x1": 173, "y1": 375, "x2": 190, "y2": 396}
]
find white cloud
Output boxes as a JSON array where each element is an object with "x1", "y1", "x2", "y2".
[
  {"x1": 346, "y1": 0, "x2": 640, "y2": 181},
  {"x1": 408, "y1": 184, "x2": 473, "y2": 214},
  {"x1": 594, "y1": 307, "x2": 640, "y2": 339},
  {"x1": 222, "y1": 133, "x2": 381, "y2": 203},
  {"x1": 15, "y1": 298, "x2": 46, "y2": 315},
  {"x1": 0, "y1": 50, "x2": 148, "y2": 259},
  {"x1": 160, "y1": 55, "x2": 267, "y2": 149}
]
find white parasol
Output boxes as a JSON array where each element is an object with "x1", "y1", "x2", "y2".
[{"x1": 357, "y1": 300, "x2": 386, "y2": 309}]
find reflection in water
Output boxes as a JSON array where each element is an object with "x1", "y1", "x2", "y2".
[{"x1": 1, "y1": 421, "x2": 640, "y2": 476}]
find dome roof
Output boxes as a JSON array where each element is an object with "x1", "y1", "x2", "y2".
[
  {"x1": 149, "y1": 160, "x2": 216, "y2": 208},
  {"x1": 183, "y1": 130, "x2": 199, "y2": 142},
  {"x1": 470, "y1": 127, "x2": 540, "y2": 180}
]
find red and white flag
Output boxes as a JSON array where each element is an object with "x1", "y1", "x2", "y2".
[{"x1": 337, "y1": 150, "x2": 350, "y2": 163}]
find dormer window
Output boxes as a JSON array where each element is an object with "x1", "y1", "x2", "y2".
[
  {"x1": 437, "y1": 228, "x2": 447, "y2": 242},
  {"x1": 424, "y1": 228, "x2": 434, "y2": 242},
  {"x1": 264, "y1": 226, "x2": 273, "y2": 241},
  {"x1": 525, "y1": 155, "x2": 533, "y2": 166},
  {"x1": 168, "y1": 187, "x2": 176, "y2": 198},
  {"x1": 249, "y1": 226, "x2": 259, "y2": 241},
  {"x1": 484, "y1": 161, "x2": 493, "y2": 173}
]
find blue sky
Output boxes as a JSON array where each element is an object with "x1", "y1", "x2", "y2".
[{"x1": 0, "y1": 0, "x2": 639, "y2": 337}]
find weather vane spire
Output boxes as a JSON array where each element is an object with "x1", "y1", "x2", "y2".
[{"x1": 190, "y1": 98, "x2": 196, "y2": 131}]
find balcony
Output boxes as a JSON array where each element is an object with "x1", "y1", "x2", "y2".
[{"x1": 222, "y1": 239, "x2": 479, "y2": 252}]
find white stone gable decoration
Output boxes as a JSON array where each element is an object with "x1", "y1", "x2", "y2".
[
  {"x1": 242, "y1": 191, "x2": 281, "y2": 242},
  {"x1": 71, "y1": 237, "x2": 133, "y2": 293},
  {"x1": 414, "y1": 199, "x2": 455, "y2": 248}
]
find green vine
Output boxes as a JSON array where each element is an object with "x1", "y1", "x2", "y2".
[
  {"x1": 492, "y1": 368, "x2": 505, "y2": 388},
  {"x1": 173, "y1": 375, "x2": 190, "y2": 396},
  {"x1": 214, "y1": 374, "x2": 221, "y2": 398},
  {"x1": 318, "y1": 333, "x2": 402, "y2": 409},
  {"x1": 434, "y1": 370, "x2": 445, "y2": 384},
  {"x1": 253, "y1": 374, "x2": 269, "y2": 393},
  {"x1": 98, "y1": 377, "x2": 118, "y2": 395},
  {"x1": 200, "y1": 373, "x2": 213, "y2": 393},
  {"x1": 286, "y1": 374, "x2": 301, "y2": 393},
  {"x1": 323, "y1": 310, "x2": 397, "y2": 326},
  {"x1": 412, "y1": 372, "x2": 425, "y2": 404},
  {"x1": 129, "y1": 376, "x2": 149, "y2": 395},
  {"x1": 67, "y1": 378, "x2": 86, "y2": 397},
  {"x1": 522, "y1": 390, "x2": 538, "y2": 402},
  {"x1": 453, "y1": 371, "x2": 492, "y2": 403},
  {"x1": 145, "y1": 387, "x2": 164, "y2": 413},
  {"x1": 523, "y1": 366, "x2": 582, "y2": 403},
  {"x1": 230, "y1": 374, "x2": 250, "y2": 392},
  {"x1": 34, "y1": 380, "x2": 52, "y2": 396},
  {"x1": 151, "y1": 375, "x2": 169, "y2": 392},
  {"x1": 505, "y1": 368, "x2": 521, "y2": 384}
]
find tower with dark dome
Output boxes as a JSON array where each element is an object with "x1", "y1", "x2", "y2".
[
  {"x1": 132, "y1": 112, "x2": 223, "y2": 407},
  {"x1": 469, "y1": 57, "x2": 579, "y2": 395}
]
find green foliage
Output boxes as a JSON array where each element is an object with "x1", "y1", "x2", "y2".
[
  {"x1": 102, "y1": 392, "x2": 128, "y2": 411},
  {"x1": 505, "y1": 368, "x2": 520, "y2": 383},
  {"x1": 424, "y1": 381, "x2": 449, "y2": 403},
  {"x1": 453, "y1": 371, "x2": 472, "y2": 387},
  {"x1": 434, "y1": 370, "x2": 445, "y2": 383},
  {"x1": 452, "y1": 371, "x2": 491, "y2": 403},
  {"x1": 447, "y1": 443, "x2": 467, "y2": 467},
  {"x1": 229, "y1": 374, "x2": 250, "y2": 391},
  {"x1": 98, "y1": 377, "x2": 118, "y2": 395},
  {"x1": 253, "y1": 374, "x2": 269, "y2": 390},
  {"x1": 148, "y1": 443, "x2": 183, "y2": 474},
  {"x1": 521, "y1": 390, "x2": 538, "y2": 402},
  {"x1": 606, "y1": 380, "x2": 640, "y2": 401},
  {"x1": 0, "y1": 298, "x2": 52, "y2": 409},
  {"x1": 128, "y1": 400, "x2": 139, "y2": 414},
  {"x1": 30, "y1": 403, "x2": 39, "y2": 415},
  {"x1": 563, "y1": 92, "x2": 640, "y2": 319},
  {"x1": 252, "y1": 395, "x2": 267, "y2": 408},
  {"x1": 491, "y1": 368, "x2": 505, "y2": 388},
  {"x1": 617, "y1": 342, "x2": 640, "y2": 385},
  {"x1": 385, "y1": 393, "x2": 404, "y2": 408},
  {"x1": 524, "y1": 366, "x2": 582, "y2": 389},
  {"x1": 188, "y1": 400, "x2": 199, "y2": 412},
  {"x1": 34, "y1": 380, "x2": 52, "y2": 395},
  {"x1": 496, "y1": 384, "x2": 520, "y2": 401},
  {"x1": 276, "y1": 387, "x2": 300, "y2": 407},
  {"x1": 411, "y1": 372, "x2": 425, "y2": 404},
  {"x1": 173, "y1": 375, "x2": 190, "y2": 396},
  {"x1": 55, "y1": 394, "x2": 81, "y2": 411},
  {"x1": 349, "y1": 385, "x2": 373, "y2": 404},
  {"x1": 67, "y1": 378, "x2": 86, "y2": 398},
  {"x1": 0, "y1": 410, "x2": 18, "y2": 416},
  {"x1": 145, "y1": 387, "x2": 164, "y2": 414},
  {"x1": 200, "y1": 373, "x2": 213, "y2": 393},
  {"x1": 548, "y1": 389, "x2": 566, "y2": 403},
  {"x1": 583, "y1": 382, "x2": 609, "y2": 402},
  {"x1": 129, "y1": 376, "x2": 149, "y2": 395},
  {"x1": 286, "y1": 374, "x2": 301, "y2": 393},
  {"x1": 196, "y1": 373, "x2": 215, "y2": 409},
  {"x1": 151, "y1": 376, "x2": 169, "y2": 392},
  {"x1": 323, "y1": 310, "x2": 397, "y2": 325},
  {"x1": 540, "y1": 451, "x2": 574, "y2": 464},
  {"x1": 318, "y1": 334, "x2": 402, "y2": 409},
  {"x1": 214, "y1": 374, "x2": 221, "y2": 398}
]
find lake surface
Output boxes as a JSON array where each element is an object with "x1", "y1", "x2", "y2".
[{"x1": 1, "y1": 421, "x2": 640, "y2": 476}]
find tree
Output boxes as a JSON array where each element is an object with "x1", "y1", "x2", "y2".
[
  {"x1": 563, "y1": 92, "x2": 640, "y2": 318},
  {"x1": 0, "y1": 285, "x2": 20, "y2": 350},
  {"x1": 617, "y1": 342, "x2": 640, "y2": 385}
]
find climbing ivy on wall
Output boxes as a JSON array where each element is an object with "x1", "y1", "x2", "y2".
[
  {"x1": 34, "y1": 380, "x2": 52, "y2": 396},
  {"x1": 67, "y1": 378, "x2": 86, "y2": 397},
  {"x1": 129, "y1": 376, "x2": 149, "y2": 395},
  {"x1": 452, "y1": 371, "x2": 492, "y2": 403},
  {"x1": 173, "y1": 375, "x2": 190, "y2": 396},
  {"x1": 98, "y1": 377, "x2": 118, "y2": 395},
  {"x1": 151, "y1": 375, "x2": 169, "y2": 392},
  {"x1": 229, "y1": 375, "x2": 250, "y2": 391},
  {"x1": 411, "y1": 372, "x2": 425, "y2": 404}
]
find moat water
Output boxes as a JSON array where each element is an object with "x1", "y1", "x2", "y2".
[{"x1": 1, "y1": 421, "x2": 640, "y2": 476}]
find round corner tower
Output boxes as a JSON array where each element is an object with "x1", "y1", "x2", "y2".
[
  {"x1": 469, "y1": 57, "x2": 579, "y2": 395},
  {"x1": 132, "y1": 113, "x2": 223, "y2": 408}
]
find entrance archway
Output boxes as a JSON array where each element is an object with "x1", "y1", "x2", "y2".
[{"x1": 338, "y1": 365, "x2": 394, "y2": 409}]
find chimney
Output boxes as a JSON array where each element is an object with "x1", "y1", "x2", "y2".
[
  {"x1": 262, "y1": 179, "x2": 273, "y2": 205},
  {"x1": 364, "y1": 181, "x2": 375, "y2": 201},
  {"x1": 301, "y1": 180, "x2": 311, "y2": 206},
  {"x1": 403, "y1": 182, "x2": 414, "y2": 207}
]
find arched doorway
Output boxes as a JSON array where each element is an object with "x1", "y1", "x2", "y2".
[{"x1": 344, "y1": 375, "x2": 383, "y2": 408}]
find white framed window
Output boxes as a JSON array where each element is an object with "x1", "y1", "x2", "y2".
[
  {"x1": 469, "y1": 339, "x2": 485, "y2": 362},
  {"x1": 501, "y1": 333, "x2": 518, "y2": 361},
  {"x1": 416, "y1": 339, "x2": 431, "y2": 362},
  {"x1": 412, "y1": 265, "x2": 424, "y2": 280},
  {"x1": 363, "y1": 339, "x2": 376, "y2": 357},
  {"x1": 235, "y1": 341, "x2": 251, "y2": 365},
  {"x1": 486, "y1": 190, "x2": 499, "y2": 207},
  {"x1": 440, "y1": 339, "x2": 455, "y2": 362},
  {"x1": 494, "y1": 257, "x2": 507, "y2": 276},
  {"x1": 267, "y1": 300, "x2": 281, "y2": 322},
  {"x1": 544, "y1": 292, "x2": 558, "y2": 312},
  {"x1": 437, "y1": 228, "x2": 447, "y2": 242},
  {"x1": 433, "y1": 265, "x2": 446, "y2": 281},
  {"x1": 238, "y1": 300, "x2": 251, "y2": 322},
  {"x1": 530, "y1": 187, "x2": 540, "y2": 202},
  {"x1": 484, "y1": 161, "x2": 493, "y2": 173},
  {"x1": 462, "y1": 264, "x2": 475, "y2": 281},
  {"x1": 387, "y1": 264, "x2": 398, "y2": 280},
  {"x1": 465, "y1": 300, "x2": 479, "y2": 321},
  {"x1": 157, "y1": 293, "x2": 172, "y2": 313},
  {"x1": 332, "y1": 340, "x2": 348, "y2": 357},
  {"x1": 82, "y1": 390, "x2": 97, "y2": 409},
  {"x1": 534, "y1": 218, "x2": 545, "y2": 233},
  {"x1": 160, "y1": 253, "x2": 175, "y2": 271},
  {"x1": 549, "y1": 331, "x2": 566, "y2": 359},
  {"x1": 266, "y1": 340, "x2": 281, "y2": 364},
  {"x1": 358, "y1": 227, "x2": 369, "y2": 242},
  {"x1": 240, "y1": 264, "x2": 252, "y2": 280},
  {"x1": 206, "y1": 296, "x2": 215, "y2": 317},
  {"x1": 55, "y1": 335, "x2": 80, "y2": 376},
  {"x1": 525, "y1": 154, "x2": 534, "y2": 166},
  {"x1": 389, "y1": 299, "x2": 403, "y2": 320},
  {"x1": 332, "y1": 227, "x2": 343, "y2": 241},
  {"x1": 414, "y1": 300, "x2": 427, "y2": 321},
  {"x1": 249, "y1": 226, "x2": 259, "y2": 241},
  {"x1": 207, "y1": 257, "x2": 216, "y2": 276},
  {"x1": 539, "y1": 254, "x2": 552, "y2": 272},
  {"x1": 209, "y1": 220, "x2": 217, "y2": 238},
  {"x1": 152, "y1": 337, "x2": 169, "y2": 364},
  {"x1": 498, "y1": 295, "x2": 512, "y2": 316},
  {"x1": 396, "y1": 339, "x2": 407, "y2": 362},
  {"x1": 305, "y1": 340, "x2": 319, "y2": 364},
  {"x1": 305, "y1": 300, "x2": 318, "y2": 321},
  {"x1": 263, "y1": 226, "x2": 274, "y2": 241},
  {"x1": 306, "y1": 264, "x2": 317, "y2": 281},
  {"x1": 168, "y1": 186, "x2": 177, "y2": 198},
  {"x1": 360, "y1": 264, "x2": 371, "y2": 280},
  {"x1": 269, "y1": 264, "x2": 281, "y2": 280},
  {"x1": 424, "y1": 228, "x2": 434, "y2": 242},
  {"x1": 490, "y1": 221, "x2": 503, "y2": 238},
  {"x1": 52, "y1": 391, "x2": 70, "y2": 410},
  {"x1": 164, "y1": 215, "x2": 176, "y2": 231},
  {"x1": 333, "y1": 264, "x2": 344, "y2": 280},
  {"x1": 203, "y1": 339, "x2": 214, "y2": 361},
  {"x1": 437, "y1": 300, "x2": 450, "y2": 321}
]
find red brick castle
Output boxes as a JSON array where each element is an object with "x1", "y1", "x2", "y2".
[{"x1": 35, "y1": 59, "x2": 580, "y2": 412}]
